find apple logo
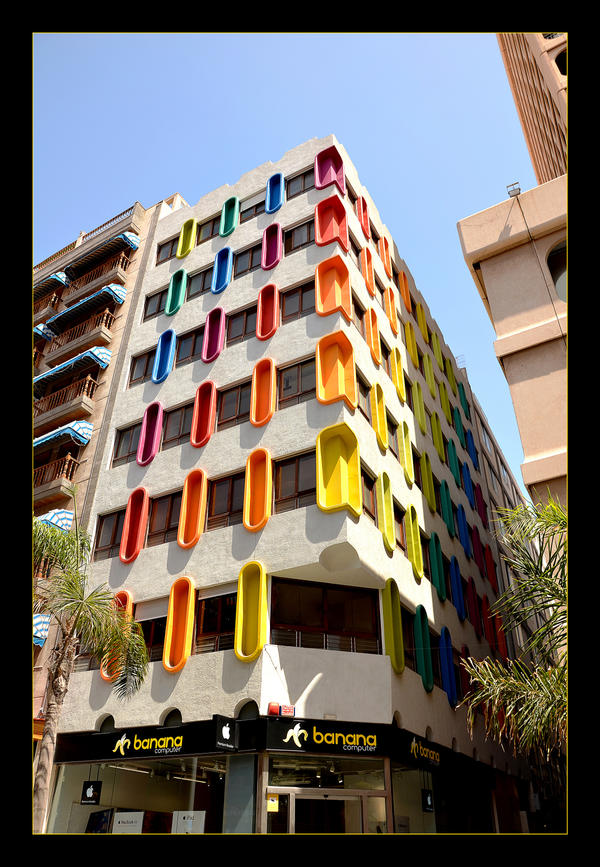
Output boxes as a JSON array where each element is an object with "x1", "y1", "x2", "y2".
[
  {"x1": 221, "y1": 724, "x2": 230, "y2": 740},
  {"x1": 86, "y1": 785, "x2": 95, "y2": 798}
]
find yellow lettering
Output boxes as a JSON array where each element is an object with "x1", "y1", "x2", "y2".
[
  {"x1": 313, "y1": 727, "x2": 323, "y2": 744},
  {"x1": 346, "y1": 734, "x2": 355, "y2": 745},
  {"x1": 134, "y1": 735, "x2": 141, "y2": 750},
  {"x1": 324, "y1": 733, "x2": 334, "y2": 744},
  {"x1": 367, "y1": 735, "x2": 376, "y2": 747}
]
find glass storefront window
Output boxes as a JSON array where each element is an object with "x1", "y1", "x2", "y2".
[
  {"x1": 46, "y1": 756, "x2": 227, "y2": 834},
  {"x1": 390, "y1": 762, "x2": 436, "y2": 833},
  {"x1": 269, "y1": 755, "x2": 385, "y2": 790}
]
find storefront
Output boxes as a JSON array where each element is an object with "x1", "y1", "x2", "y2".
[{"x1": 47, "y1": 715, "x2": 498, "y2": 834}]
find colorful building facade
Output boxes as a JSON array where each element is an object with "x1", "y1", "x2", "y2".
[{"x1": 39, "y1": 136, "x2": 545, "y2": 834}]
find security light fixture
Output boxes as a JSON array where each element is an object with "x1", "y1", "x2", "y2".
[{"x1": 507, "y1": 182, "x2": 521, "y2": 198}]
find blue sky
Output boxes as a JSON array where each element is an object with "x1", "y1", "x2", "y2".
[{"x1": 33, "y1": 32, "x2": 538, "y2": 494}]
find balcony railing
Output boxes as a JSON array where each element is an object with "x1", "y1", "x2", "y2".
[
  {"x1": 34, "y1": 375, "x2": 99, "y2": 418},
  {"x1": 271, "y1": 627, "x2": 380, "y2": 655},
  {"x1": 45, "y1": 310, "x2": 115, "y2": 357},
  {"x1": 34, "y1": 454, "x2": 80, "y2": 489},
  {"x1": 34, "y1": 292, "x2": 61, "y2": 317},
  {"x1": 61, "y1": 252, "x2": 131, "y2": 300}
]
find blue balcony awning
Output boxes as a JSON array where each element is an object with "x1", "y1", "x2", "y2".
[
  {"x1": 37, "y1": 508, "x2": 74, "y2": 531},
  {"x1": 34, "y1": 323, "x2": 57, "y2": 342},
  {"x1": 43, "y1": 284, "x2": 126, "y2": 337},
  {"x1": 33, "y1": 271, "x2": 70, "y2": 299},
  {"x1": 33, "y1": 614, "x2": 52, "y2": 647},
  {"x1": 33, "y1": 347, "x2": 111, "y2": 398},
  {"x1": 64, "y1": 231, "x2": 140, "y2": 280},
  {"x1": 33, "y1": 420, "x2": 93, "y2": 451}
]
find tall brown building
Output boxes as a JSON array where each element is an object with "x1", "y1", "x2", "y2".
[
  {"x1": 457, "y1": 33, "x2": 567, "y2": 505},
  {"x1": 497, "y1": 33, "x2": 566, "y2": 185}
]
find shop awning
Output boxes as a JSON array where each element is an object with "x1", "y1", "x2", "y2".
[
  {"x1": 33, "y1": 420, "x2": 93, "y2": 451},
  {"x1": 37, "y1": 509, "x2": 74, "y2": 531},
  {"x1": 33, "y1": 347, "x2": 111, "y2": 397},
  {"x1": 33, "y1": 614, "x2": 51, "y2": 647},
  {"x1": 43, "y1": 284, "x2": 126, "y2": 336}
]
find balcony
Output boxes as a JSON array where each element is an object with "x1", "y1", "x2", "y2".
[
  {"x1": 33, "y1": 453, "x2": 80, "y2": 507},
  {"x1": 60, "y1": 251, "x2": 132, "y2": 306},
  {"x1": 34, "y1": 292, "x2": 62, "y2": 325},
  {"x1": 34, "y1": 375, "x2": 99, "y2": 436},
  {"x1": 43, "y1": 309, "x2": 115, "y2": 366}
]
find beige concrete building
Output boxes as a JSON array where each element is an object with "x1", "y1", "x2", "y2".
[{"x1": 457, "y1": 33, "x2": 567, "y2": 505}]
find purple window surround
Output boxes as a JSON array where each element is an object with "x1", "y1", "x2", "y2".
[
  {"x1": 136, "y1": 401, "x2": 164, "y2": 466},
  {"x1": 261, "y1": 223, "x2": 282, "y2": 270},
  {"x1": 201, "y1": 307, "x2": 226, "y2": 363}
]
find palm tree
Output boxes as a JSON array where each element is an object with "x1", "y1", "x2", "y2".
[
  {"x1": 33, "y1": 486, "x2": 149, "y2": 834},
  {"x1": 460, "y1": 495, "x2": 567, "y2": 761}
]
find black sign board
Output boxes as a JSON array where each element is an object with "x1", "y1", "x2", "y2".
[
  {"x1": 213, "y1": 715, "x2": 238, "y2": 751},
  {"x1": 266, "y1": 717, "x2": 390, "y2": 756},
  {"x1": 80, "y1": 780, "x2": 102, "y2": 805},
  {"x1": 55, "y1": 720, "x2": 217, "y2": 764},
  {"x1": 421, "y1": 788, "x2": 434, "y2": 812}
]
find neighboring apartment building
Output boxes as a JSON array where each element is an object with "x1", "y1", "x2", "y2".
[
  {"x1": 41, "y1": 135, "x2": 551, "y2": 834},
  {"x1": 457, "y1": 33, "x2": 567, "y2": 505},
  {"x1": 33, "y1": 195, "x2": 187, "y2": 750}
]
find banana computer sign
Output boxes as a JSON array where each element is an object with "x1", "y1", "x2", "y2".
[{"x1": 268, "y1": 718, "x2": 387, "y2": 756}]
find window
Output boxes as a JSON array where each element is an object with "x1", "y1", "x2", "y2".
[
  {"x1": 206, "y1": 472, "x2": 245, "y2": 530},
  {"x1": 176, "y1": 325, "x2": 204, "y2": 367},
  {"x1": 188, "y1": 267, "x2": 213, "y2": 300},
  {"x1": 387, "y1": 415, "x2": 399, "y2": 459},
  {"x1": 361, "y1": 468, "x2": 377, "y2": 522},
  {"x1": 112, "y1": 422, "x2": 142, "y2": 467},
  {"x1": 357, "y1": 374, "x2": 371, "y2": 421},
  {"x1": 240, "y1": 200, "x2": 265, "y2": 223},
  {"x1": 144, "y1": 289, "x2": 167, "y2": 320},
  {"x1": 284, "y1": 219, "x2": 314, "y2": 254},
  {"x1": 348, "y1": 234, "x2": 361, "y2": 270},
  {"x1": 162, "y1": 402, "x2": 194, "y2": 450},
  {"x1": 547, "y1": 241, "x2": 566, "y2": 302},
  {"x1": 129, "y1": 349, "x2": 156, "y2": 386},
  {"x1": 280, "y1": 281, "x2": 315, "y2": 322},
  {"x1": 140, "y1": 616, "x2": 167, "y2": 662},
  {"x1": 196, "y1": 593, "x2": 237, "y2": 653},
  {"x1": 286, "y1": 167, "x2": 314, "y2": 199},
  {"x1": 217, "y1": 381, "x2": 252, "y2": 429},
  {"x1": 271, "y1": 577, "x2": 380, "y2": 654},
  {"x1": 352, "y1": 295, "x2": 366, "y2": 338},
  {"x1": 197, "y1": 215, "x2": 220, "y2": 244},
  {"x1": 274, "y1": 451, "x2": 316, "y2": 512},
  {"x1": 156, "y1": 237, "x2": 178, "y2": 265},
  {"x1": 394, "y1": 501, "x2": 406, "y2": 552},
  {"x1": 430, "y1": 631, "x2": 442, "y2": 688},
  {"x1": 278, "y1": 359, "x2": 316, "y2": 408},
  {"x1": 234, "y1": 242, "x2": 262, "y2": 278},
  {"x1": 401, "y1": 606, "x2": 415, "y2": 670},
  {"x1": 147, "y1": 492, "x2": 181, "y2": 547},
  {"x1": 421, "y1": 532, "x2": 431, "y2": 580},
  {"x1": 227, "y1": 306, "x2": 257, "y2": 345},
  {"x1": 381, "y1": 341, "x2": 392, "y2": 378},
  {"x1": 93, "y1": 510, "x2": 125, "y2": 561}
]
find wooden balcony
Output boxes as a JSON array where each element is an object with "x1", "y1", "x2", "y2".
[
  {"x1": 33, "y1": 454, "x2": 80, "y2": 507},
  {"x1": 42, "y1": 309, "x2": 115, "y2": 366},
  {"x1": 34, "y1": 292, "x2": 61, "y2": 324},
  {"x1": 34, "y1": 375, "x2": 98, "y2": 436},
  {"x1": 60, "y1": 252, "x2": 131, "y2": 305}
]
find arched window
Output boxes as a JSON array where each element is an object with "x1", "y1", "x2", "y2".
[{"x1": 547, "y1": 241, "x2": 566, "y2": 302}]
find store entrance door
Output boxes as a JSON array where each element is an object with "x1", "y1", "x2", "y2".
[{"x1": 294, "y1": 794, "x2": 362, "y2": 834}]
